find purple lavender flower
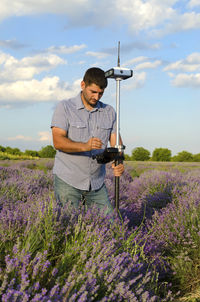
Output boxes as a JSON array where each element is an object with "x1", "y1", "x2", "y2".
[{"x1": 2, "y1": 162, "x2": 199, "y2": 300}]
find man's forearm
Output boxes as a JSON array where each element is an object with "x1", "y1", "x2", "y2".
[
  {"x1": 53, "y1": 136, "x2": 87, "y2": 153},
  {"x1": 53, "y1": 134, "x2": 103, "y2": 153}
]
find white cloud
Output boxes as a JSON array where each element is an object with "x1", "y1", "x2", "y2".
[
  {"x1": 115, "y1": 0, "x2": 176, "y2": 33},
  {"x1": 123, "y1": 56, "x2": 148, "y2": 67},
  {"x1": 47, "y1": 44, "x2": 86, "y2": 54},
  {"x1": 171, "y1": 73, "x2": 200, "y2": 87},
  {"x1": 135, "y1": 60, "x2": 162, "y2": 71},
  {"x1": 38, "y1": 131, "x2": 52, "y2": 142},
  {"x1": 0, "y1": 76, "x2": 81, "y2": 104},
  {"x1": 124, "y1": 71, "x2": 146, "y2": 90},
  {"x1": 164, "y1": 52, "x2": 200, "y2": 72},
  {"x1": 0, "y1": 52, "x2": 66, "y2": 82},
  {"x1": 7, "y1": 135, "x2": 33, "y2": 141},
  {"x1": 0, "y1": 0, "x2": 200, "y2": 36},
  {"x1": 0, "y1": 0, "x2": 116, "y2": 26},
  {"x1": 164, "y1": 53, "x2": 200, "y2": 88},
  {"x1": 86, "y1": 51, "x2": 109, "y2": 59},
  {"x1": 7, "y1": 131, "x2": 52, "y2": 142},
  {"x1": 0, "y1": 50, "x2": 82, "y2": 106},
  {"x1": 122, "y1": 56, "x2": 161, "y2": 89},
  {"x1": 0, "y1": 0, "x2": 79, "y2": 20},
  {"x1": 0, "y1": 39, "x2": 27, "y2": 49},
  {"x1": 124, "y1": 56, "x2": 162, "y2": 71},
  {"x1": 152, "y1": 11, "x2": 200, "y2": 36},
  {"x1": 117, "y1": 0, "x2": 200, "y2": 36},
  {"x1": 174, "y1": 11, "x2": 200, "y2": 31},
  {"x1": 188, "y1": 0, "x2": 200, "y2": 8}
]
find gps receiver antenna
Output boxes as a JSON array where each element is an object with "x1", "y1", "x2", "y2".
[
  {"x1": 104, "y1": 42, "x2": 133, "y2": 210},
  {"x1": 117, "y1": 41, "x2": 120, "y2": 67}
]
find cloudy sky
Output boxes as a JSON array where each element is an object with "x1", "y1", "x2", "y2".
[{"x1": 0, "y1": 0, "x2": 200, "y2": 156}]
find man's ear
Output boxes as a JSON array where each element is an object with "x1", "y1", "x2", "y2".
[{"x1": 81, "y1": 81, "x2": 85, "y2": 90}]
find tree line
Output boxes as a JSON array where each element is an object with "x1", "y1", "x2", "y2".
[
  {"x1": 0, "y1": 145, "x2": 56, "y2": 158},
  {"x1": 125, "y1": 147, "x2": 200, "y2": 162},
  {"x1": 1, "y1": 145, "x2": 200, "y2": 162}
]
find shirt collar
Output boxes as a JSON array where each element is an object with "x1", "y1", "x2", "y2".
[{"x1": 75, "y1": 92, "x2": 85, "y2": 110}]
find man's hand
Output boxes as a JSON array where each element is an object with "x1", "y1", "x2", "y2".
[
  {"x1": 52, "y1": 127, "x2": 103, "y2": 153},
  {"x1": 111, "y1": 162, "x2": 124, "y2": 177},
  {"x1": 86, "y1": 137, "x2": 103, "y2": 151}
]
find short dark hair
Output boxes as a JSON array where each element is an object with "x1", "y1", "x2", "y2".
[{"x1": 83, "y1": 67, "x2": 107, "y2": 89}]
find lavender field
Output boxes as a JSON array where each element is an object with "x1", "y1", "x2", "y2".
[{"x1": 1, "y1": 159, "x2": 200, "y2": 301}]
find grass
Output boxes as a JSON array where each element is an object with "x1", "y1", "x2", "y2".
[
  {"x1": 0, "y1": 158, "x2": 54, "y2": 173},
  {"x1": 125, "y1": 160, "x2": 200, "y2": 177}
]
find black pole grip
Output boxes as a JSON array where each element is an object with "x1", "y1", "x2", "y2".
[{"x1": 114, "y1": 151, "x2": 125, "y2": 210}]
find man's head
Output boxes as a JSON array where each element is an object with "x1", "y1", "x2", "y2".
[
  {"x1": 81, "y1": 67, "x2": 107, "y2": 110},
  {"x1": 83, "y1": 67, "x2": 108, "y2": 89}
]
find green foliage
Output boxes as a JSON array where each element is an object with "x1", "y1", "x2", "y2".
[
  {"x1": 0, "y1": 151, "x2": 39, "y2": 160},
  {"x1": 38, "y1": 145, "x2": 56, "y2": 158},
  {"x1": 172, "y1": 151, "x2": 194, "y2": 162},
  {"x1": 131, "y1": 147, "x2": 151, "y2": 161},
  {"x1": 25, "y1": 149, "x2": 40, "y2": 157},
  {"x1": 193, "y1": 153, "x2": 200, "y2": 162},
  {"x1": 5, "y1": 146, "x2": 22, "y2": 155},
  {"x1": 152, "y1": 148, "x2": 172, "y2": 162},
  {"x1": 124, "y1": 154, "x2": 131, "y2": 161},
  {"x1": 0, "y1": 143, "x2": 199, "y2": 163},
  {"x1": 0, "y1": 145, "x2": 6, "y2": 152}
]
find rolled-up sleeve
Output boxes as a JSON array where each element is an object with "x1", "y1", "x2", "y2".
[{"x1": 51, "y1": 101, "x2": 69, "y2": 131}]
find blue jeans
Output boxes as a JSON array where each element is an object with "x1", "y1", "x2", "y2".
[{"x1": 53, "y1": 174, "x2": 114, "y2": 216}]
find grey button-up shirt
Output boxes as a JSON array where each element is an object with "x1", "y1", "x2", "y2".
[{"x1": 51, "y1": 92, "x2": 117, "y2": 190}]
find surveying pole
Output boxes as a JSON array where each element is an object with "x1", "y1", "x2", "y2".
[{"x1": 105, "y1": 42, "x2": 133, "y2": 209}]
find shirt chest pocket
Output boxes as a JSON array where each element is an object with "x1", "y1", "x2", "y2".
[
  {"x1": 98, "y1": 122, "x2": 112, "y2": 145},
  {"x1": 69, "y1": 121, "x2": 88, "y2": 142}
]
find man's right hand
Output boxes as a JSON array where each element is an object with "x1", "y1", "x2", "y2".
[
  {"x1": 52, "y1": 127, "x2": 103, "y2": 153},
  {"x1": 86, "y1": 137, "x2": 103, "y2": 151}
]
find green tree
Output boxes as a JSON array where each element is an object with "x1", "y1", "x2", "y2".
[
  {"x1": 152, "y1": 148, "x2": 172, "y2": 162},
  {"x1": 0, "y1": 145, "x2": 5, "y2": 152},
  {"x1": 5, "y1": 147, "x2": 22, "y2": 155},
  {"x1": 193, "y1": 153, "x2": 200, "y2": 162},
  {"x1": 25, "y1": 150, "x2": 40, "y2": 157},
  {"x1": 124, "y1": 154, "x2": 131, "y2": 161},
  {"x1": 131, "y1": 147, "x2": 150, "y2": 161},
  {"x1": 39, "y1": 145, "x2": 56, "y2": 158},
  {"x1": 172, "y1": 151, "x2": 194, "y2": 162}
]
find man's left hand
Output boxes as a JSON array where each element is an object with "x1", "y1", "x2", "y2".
[{"x1": 111, "y1": 162, "x2": 124, "y2": 177}]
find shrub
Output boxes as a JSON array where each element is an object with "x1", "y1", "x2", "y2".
[
  {"x1": 172, "y1": 151, "x2": 194, "y2": 162},
  {"x1": 152, "y1": 148, "x2": 172, "y2": 162},
  {"x1": 193, "y1": 153, "x2": 200, "y2": 162},
  {"x1": 39, "y1": 145, "x2": 56, "y2": 158},
  {"x1": 25, "y1": 150, "x2": 40, "y2": 157},
  {"x1": 5, "y1": 147, "x2": 22, "y2": 155},
  {"x1": 0, "y1": 145, "x2": 6, "y2": 152},
  {"x1": 131, "y1": 147, "x2": 151, "y2": 161}
]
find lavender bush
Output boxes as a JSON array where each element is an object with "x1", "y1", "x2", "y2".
[
  {"x1": 1, "y1": 161, "x2": 200, "y2": 301},
  {"x1": 139, "y1": 171, "x2": 200, "y2": 300}
]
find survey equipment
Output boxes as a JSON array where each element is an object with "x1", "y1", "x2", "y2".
[{"x1": 94, "y1": 42, "x2": 133, "y2": 210}]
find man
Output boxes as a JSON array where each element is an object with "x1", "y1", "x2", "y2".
[{"x1": 51, "y1": 67, "x2": 124, "y2": 215}]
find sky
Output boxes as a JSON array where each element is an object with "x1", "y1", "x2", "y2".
[{"x1": 0, "y1": 0, "x2": 200, "y2": 156}]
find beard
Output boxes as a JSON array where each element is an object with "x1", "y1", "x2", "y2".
[{"x1": 81, "y1": 91, "x2": 98, "y2": 108}]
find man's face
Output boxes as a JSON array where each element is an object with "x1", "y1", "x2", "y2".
[{"x1": 81, "y1": 81, "x2": 104, "y2": 109}]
